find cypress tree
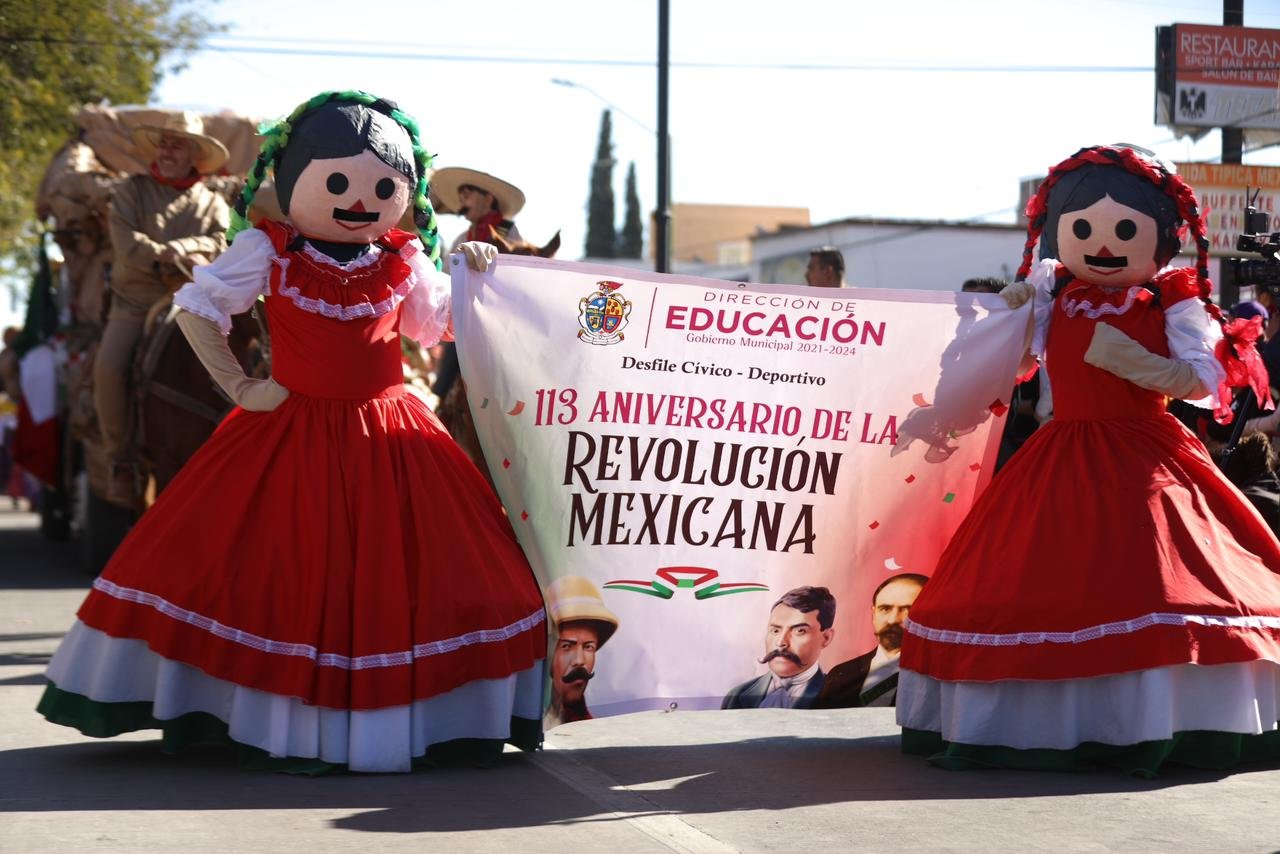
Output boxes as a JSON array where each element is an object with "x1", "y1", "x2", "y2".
[
  {"x1": 619, "y1": 162, "x2": 643, "y2": 259},
  {"x1": 585, "y1": 110, "x2": 617, "y2": 258}
]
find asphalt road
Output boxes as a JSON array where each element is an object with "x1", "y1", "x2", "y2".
[{"x1": 3, "y1": 505, "x2": 1280, "y2": 853}]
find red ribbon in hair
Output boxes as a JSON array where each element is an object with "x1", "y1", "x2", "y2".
[{"x1": 1213, "y1": 314, "x2": 1275, "y2": 424}]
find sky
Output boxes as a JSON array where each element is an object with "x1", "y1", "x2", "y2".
[
  {"x1": 7, "y1": 0, "x2": 1280, "y2": 331},
  {"x1": 145, "y1": 0, "x2": 1280, "y2": 266}
]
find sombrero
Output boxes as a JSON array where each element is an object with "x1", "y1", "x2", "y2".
[
  {"x1": 431, "y1": 166, "x2": 525, "y2": 218},
  {"x1": 544, "y1": 576, "x2": 619, "y2": 647},
  {"x1": 131, "y1": 112, "x2": 230, "y2": 175}
]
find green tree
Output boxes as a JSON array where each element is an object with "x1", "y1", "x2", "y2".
[
  {"x1": 0, "y1": 0, "x2": 220, "y2": 267},
  {"x1": 619, "y1": 161, "x2": 643, "y2": 259},
  {"x1": 584, "y1": 109, "x2": 616, "y2": 258}
]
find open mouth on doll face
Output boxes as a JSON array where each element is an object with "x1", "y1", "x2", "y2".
[{"x1": 1083, "y1": 253, "x2": 1128, "y2": 274}]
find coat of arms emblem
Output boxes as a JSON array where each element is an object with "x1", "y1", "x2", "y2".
[{"x1": 577, "y1": 280, "x2": 632, "y2": 345}]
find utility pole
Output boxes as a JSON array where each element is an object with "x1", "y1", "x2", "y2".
[
  {"x1": 656, "y1": 0, "x2": 672, "y2": 273},
  {"x1": 1219, "y1": 0, "x2": 1244, "y2": 307}
]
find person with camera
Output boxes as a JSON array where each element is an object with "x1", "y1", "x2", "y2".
[{"x1": 1257, "y1": 288, "x2": 1280, "y2": 385}]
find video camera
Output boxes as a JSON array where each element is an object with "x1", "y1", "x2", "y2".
[{"x1": 1231, "y1": 188, "x2": 1280, "y2": 294}]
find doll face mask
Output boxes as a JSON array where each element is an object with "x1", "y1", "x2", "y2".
[
  {"x1": 271, "y1": 102, "x2": 417, "y2": 245},
  {"x1": 287, "y1": 150, "x2": 413, "y2": 244},
  {"x1": 1055, "y1": 194, "x2": 1160, "y2": 288}
]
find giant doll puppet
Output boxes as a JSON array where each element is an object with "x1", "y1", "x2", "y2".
[
  {"x1": 897, "y1": 144, "x2": 1280, "y2": 776},
  {"x1": 38, "y1": 91, "x2": 548, "y2": 773}
]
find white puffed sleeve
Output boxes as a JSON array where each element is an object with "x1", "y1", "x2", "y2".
[
  {"x1": 1165, "y1": 297, "x2": 1226, "y2": 408},
  {"x1": 398, "y1": 240, "x2": 452, "y2": 348},
  {"x1": 173, "y1": 228, "x2": 273, "y2": 335},
  {"x1": 1027, "y1": 258, "x2": 1057, "y2": 358}
]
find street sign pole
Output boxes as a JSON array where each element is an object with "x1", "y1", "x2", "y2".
[{"x1": 656, "y1": 0, "x2": 672, "y2": 274}]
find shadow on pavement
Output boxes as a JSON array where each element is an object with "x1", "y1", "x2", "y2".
[
  {"x1": 0, "y1": 510, "x2": 87, "y2": 591},
  {"x1": 0, "y1": 731, "x2": 1239, "y2": 834}
]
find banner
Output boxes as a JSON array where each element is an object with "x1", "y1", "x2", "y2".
[
  {"x1": 1156, "y1": 23, "x2": 1280, "y2": 131},
  {"x1": 1176, "y1": 161, "x2": 1280, "y2": 257},
  {"x1": 451, "y1": 256, "x2": 1029, "y2": 726}
]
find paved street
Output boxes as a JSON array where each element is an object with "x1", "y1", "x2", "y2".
[{"x1": 2, "y1": 504, "x2": 1280, "y2": 853}]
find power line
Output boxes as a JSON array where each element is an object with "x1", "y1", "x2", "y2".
[
  {"x1": 0, "y1": 35, "x2": 1214, "y2": 72},
  {"x1": 201, "y1": 44, "x2": 1178, "y2": 73}
]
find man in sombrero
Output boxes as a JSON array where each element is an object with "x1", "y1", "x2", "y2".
[
  {"x1": 428, "y1": 167, "x2": 526, "y2": 418},
  {"x1": 431, "y1": 166, "x2": 526, "y2": 250},
  {"x1": 97, "y1": 112, "x2": 231, "y2": 507}
]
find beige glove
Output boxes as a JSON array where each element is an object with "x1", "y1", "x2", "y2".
[
  {"x1": 454, "y1": 241, "x2": 498, "y2": 272},
  {"x1": 175, "y1": 310, "x2": 289, "y2": 412},
  {"x1": 1083, "y1": 323, "x2": 1206, "y2": 399},
  {"x1": 1000, "y1": 280, "x2": 1035, "y2": 309}
]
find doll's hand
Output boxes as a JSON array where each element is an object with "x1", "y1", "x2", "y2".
[
  {"x1": 236, "y1": 377, "x2": 290, "y2": 412},
  {"x1": 455, "y1": 241, "x2": 497, "y2": 272},
  {"x1": 1000, "y1": 280, "x2": 1035, "y2": 309}
]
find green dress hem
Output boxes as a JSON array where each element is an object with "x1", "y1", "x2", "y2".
[{"x1": 38, "y1": 682, "x2": 542, "y2": 775}]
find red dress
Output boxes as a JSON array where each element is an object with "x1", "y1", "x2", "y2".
[
  {"x1": 899, "y1": 265, "x2": 1280, "y2": 772},
  {"x1": 40, "y1": 222, "x2": 547, "y2": 771}
]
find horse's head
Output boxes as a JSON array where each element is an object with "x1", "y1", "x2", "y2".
[{"x1": 489, "y1": 226, "x2": 561, "y2": 258}]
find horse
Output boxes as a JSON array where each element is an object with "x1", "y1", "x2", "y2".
[
  {"x1": 489, "y1": 228, "x2": 561, "y2": 258},
  {"x1": 132, "y1": 295, "x2": 268, "y2": 495}
]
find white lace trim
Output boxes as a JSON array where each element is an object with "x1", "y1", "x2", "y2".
[
  {"x1": 1061, "y1": 286, "x2": 1144, "y2": 319},
  {"x1": 272, "y1": 253, "x2": 417, "y2": 322},
  {"x1": 300, "y1": 241, "x2": 384, "y2": 272},
  {"x1": 92, "y1": 577, "x2": 545, "y2": 670},
  {"x1": 905, "y1": 612, "x2": 1280, "y2": 647},
  {"x1": 173, "y1": 285, "x2": 237, "y2": 335}
]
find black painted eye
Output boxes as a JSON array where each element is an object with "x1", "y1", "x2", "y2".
[
  {"x1": 326, "y1": 172, "x2": 349, "y2": 195},
  {"x1": 375, "y1": 177, "x2": 396, "y2": 200},
  {"x1": 1115, "y1": 219, "x2": 1137, "y2": 240},
  {"x1": 1072, "y1": 218, "x2": 1092, "y2": 240}
]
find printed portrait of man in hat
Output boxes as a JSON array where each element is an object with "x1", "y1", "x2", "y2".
[{"x1": 543, "y1": 576, "x2": 619, "y2": 729}]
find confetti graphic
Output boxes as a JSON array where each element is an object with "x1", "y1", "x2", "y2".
[
  {"x1": 507, "y1": 401, "x2": 526, "y2": 416},
  {"x1": 912, "y1": 393, "x2": 931, "y2": 407},
  {"x1": 884, "y1": 557, "x2": 903, "y2": 570},
  {"x1": 942, "y1": 492, "x2": 956, "y2": 503},
  {"x1": 869, "y1": 521, "x2": 881, "y2": 530},
  {"x1": 480, "y1": 398, "x2": 490, "y2": 409},
  {"x1": 969, "y1": 462, "x2": 981, "y2": 471},
  {"x1": 520, "y1": 511, "x2": 528, "y2": 521},
  {"x1": 905, "y1": 474, "x2": 916, "y2": 484},
  {"x1": 988, "y1": 399, "x2": 1009, "y2": 417},
  {"x1": 502, "y1": 458, "x2": 511, "y2": 469}
]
